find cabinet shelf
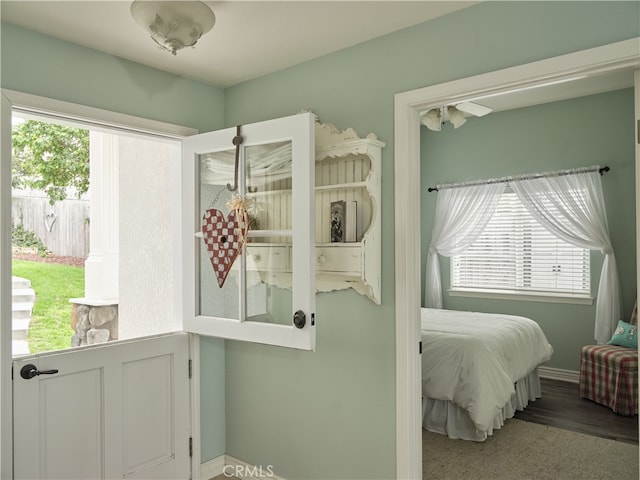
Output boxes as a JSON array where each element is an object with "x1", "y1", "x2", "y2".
[
  {"x1": 244, "y1": 121, "x2": 384, "y2": 304},
  {"x1": 246, "y1": 182, "x2": 368, "y2": 198}
]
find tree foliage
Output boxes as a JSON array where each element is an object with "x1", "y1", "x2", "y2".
[{"x1": 12, "y1": 120, "x2": 90, "y2": 205}]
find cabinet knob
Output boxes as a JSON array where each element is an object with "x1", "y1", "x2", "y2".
[
  {"x1": 317, "y1": 254, "x2": 326, "y2": 265},
  {"x1": 253, "y1": 254, "x2": 261, "y2": 262}
]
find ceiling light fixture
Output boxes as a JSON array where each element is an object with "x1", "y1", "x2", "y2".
[
  {"x1": 130, "y1": 1, "x2": 215, "y2": 55},
  {"x1": 447, "y1": 106, "x2": 467, "y2": 129},
  {"x1": 421, "y1": 108, "x2": 442, "y2": 131},
  {"x1": 420, "y1": 102, "x2": 492, "y2": 131}
]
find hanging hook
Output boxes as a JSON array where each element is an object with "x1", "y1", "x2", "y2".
[{"x1": 227, "y1": 125, "x2": 243, "y2": 192}]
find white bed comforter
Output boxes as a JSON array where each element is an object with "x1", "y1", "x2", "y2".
[{"x1": 421, "y1": 308, "x2": 553, "y2": 432}]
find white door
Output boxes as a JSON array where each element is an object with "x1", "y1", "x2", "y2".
[
  {"x1": 5, "y1": 95, "x2": 316, "y2": 478},
  {"x1": 13, "y1": 333, "x2": 191, "y2": 480}
]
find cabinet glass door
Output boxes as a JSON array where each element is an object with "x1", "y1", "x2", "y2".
[{"x1": 182, "y1": 113, "x2": 315, "y2": 350}]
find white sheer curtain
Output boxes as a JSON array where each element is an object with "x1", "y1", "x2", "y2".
[
  {"x1": 510, "y1": 171, "x2": 621, "y2": 344},
  {"x1": 425, "y1": 183, "x2": 504, "y2": 308}
]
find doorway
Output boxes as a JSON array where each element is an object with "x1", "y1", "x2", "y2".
[
  {"x1": 0, "y1": 89, "x2": 199, "y2": 478},
  {"x1": 393, "y1": 38, "x2": 640, "y2": 479}
]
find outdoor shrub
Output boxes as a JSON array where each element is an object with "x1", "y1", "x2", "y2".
[{"x1": 11, "y1": 223, "x2": 49, "y2": 256}]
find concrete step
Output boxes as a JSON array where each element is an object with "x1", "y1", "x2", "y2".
[
  {"x1": 12, "y1": 340, "x2": 30, "y2": 356},
  {"x1": 12, "y1": 276, "x2": 31, "y2": 289},
  {"x1": 12, "y1": 318, "x2": 30, "y2": 340},
  {"x1": 12, "y1": 287, "x2": 36, "y2": 304},
  {"x1": 11, "y1": 276, "x2": 34, "y2": 348},
  {"x1": 12, "y1": 302, "x2": 33, "y2": 320}
]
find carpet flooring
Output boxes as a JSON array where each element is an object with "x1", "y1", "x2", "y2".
[{"x1": 423, "y1": 418, "x2": 638, "y2": 480}]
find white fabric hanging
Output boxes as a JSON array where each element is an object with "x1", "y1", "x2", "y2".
[
  {"x1": 424, "y1": 183, "x2": 504, "y2": 308},
  {"x1": 510, "y1": 171, "x2": 621, "y2": 343}
]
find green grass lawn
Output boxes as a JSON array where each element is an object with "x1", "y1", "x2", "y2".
[{"x1": 12, "y1": 260, "x2": 84, "y2": 353}]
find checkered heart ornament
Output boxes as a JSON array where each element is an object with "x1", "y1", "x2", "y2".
[
  {"x1": 201, "y1": 197, "x2": 250, "y2": 288},
  {"x1": 201, "y1": 124, "x2": 254, "y2": 288}
]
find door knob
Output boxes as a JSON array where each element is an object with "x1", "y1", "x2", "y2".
[
  {"x1": 293, "y1": 310, "x2": 306, "y2": 329},
  {"x1": 20, "y1": 364, "x2": 59, "y2": 380}
]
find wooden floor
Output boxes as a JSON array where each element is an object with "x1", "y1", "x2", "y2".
[{"x1": 514, "y1": 377, "x2": 638, "y2": 444}]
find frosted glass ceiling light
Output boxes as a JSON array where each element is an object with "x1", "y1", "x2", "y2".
[
  {"x1": 447, "y1": 106, "x2": 467, "y2": 129},
  {"x1": 131, "y1": 1, "x2": 215, "y2": 55},
  {"x1": 421, "y1": 108, "x2": 442, "y2": 131}
]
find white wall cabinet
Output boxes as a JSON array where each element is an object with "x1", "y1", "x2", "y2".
[{"x1": 245, "y1": 121, "x2": 384, "y2": 304}]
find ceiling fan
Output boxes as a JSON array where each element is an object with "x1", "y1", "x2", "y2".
[{"x1": 421, "y1": 101, "x2": 492, "y2": 131}]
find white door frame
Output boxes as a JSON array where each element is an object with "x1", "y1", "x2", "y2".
[
  {"x1": 0, "y1": 89, "x2": 199, "y2": 478},
  {"x1": 0, "y1": 87, "x2": 13, "y2": 480},
  {"x1": 393, "y1": 38, "x2": 640, "y2": 479},
  {"x1": 635, "y1": 68, "x2": 640, "y2": 473}
]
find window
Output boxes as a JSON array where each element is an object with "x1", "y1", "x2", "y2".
[{"x1": 451, "y1": 188, "x2": 590, "y2": 298}]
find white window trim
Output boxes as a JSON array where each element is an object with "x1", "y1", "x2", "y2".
[
  {"x1": 448, "y1": 288, "x2": 593, "y2": 305},
  {"x1": 3, "y1": 89, "x2": 197, "y2": 139}
]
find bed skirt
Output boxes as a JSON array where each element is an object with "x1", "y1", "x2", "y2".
[{"x1": 422, "y1": 368, "x2": 542, "y2": 441}]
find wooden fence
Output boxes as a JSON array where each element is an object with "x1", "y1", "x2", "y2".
[{"x1": 12, "y1": 192, "x2": 90, "y2": 258}]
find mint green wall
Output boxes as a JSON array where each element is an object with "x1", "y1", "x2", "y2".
[
  {"x1": 200, "y1": 336, "x2": 226, "y2": 461},
  {"x1": 2, "y1": 1, "x2": 640, "y2": 478},
  {"x1": 421, "y1": 89, "x2": 636, "y2": 372},
  {"x1": 223, "y1": 2, "x2": 639, "y2": 479},
  {"x1": 0, "y1": 22, "x2": 223, "y2": 133},
  {"x1": 1, "y1": 22, "x2": 227, "y2": 462}
]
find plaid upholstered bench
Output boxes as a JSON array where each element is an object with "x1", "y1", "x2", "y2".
[
  {"x1": 579, "y1": 345, "x2": 638, "y2": 415},
  {"x1": 579, "y1": 305, "x2": 638, "y2": 416}
]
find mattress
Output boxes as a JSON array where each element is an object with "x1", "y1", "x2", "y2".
[{"x1": 420, "y1": 308, "x2": 553, "y2": 438}]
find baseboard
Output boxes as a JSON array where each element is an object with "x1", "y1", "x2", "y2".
[
  {"x1": 201, "y1": 455, "x2": 285, "y2": 480},
  {"x1": 538, "y1": 366, "x2": 579, "y2": 384},
  {"x1": 200, "y1": 455, "x2": 225, "y2": 480}
]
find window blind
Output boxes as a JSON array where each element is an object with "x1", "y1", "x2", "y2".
[{"x1": 451, "y1": 190, "x2": 590, "y2": 296}]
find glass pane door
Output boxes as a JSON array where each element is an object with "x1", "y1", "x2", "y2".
[
  {"x1": 183, "y1": 112, "x2": 315, "y2": 350},
  {"x1": 244, "y1": 141, "x2": 294, "y2": 325}
]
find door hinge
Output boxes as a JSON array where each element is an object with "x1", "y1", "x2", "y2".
[
  {"x1": 188, "y1": 359, "x2": 192, "y2": 379},
  {"x1": 189, "y1": 437, "x2": 193, "y2": 457},
  {"x1": 419, "y1": 341, "x2": 422, "y2": 355}
]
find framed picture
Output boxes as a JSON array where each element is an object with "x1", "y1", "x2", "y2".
[{"x1": 330, "y1": 200, "x2": 346, "y2": 242}]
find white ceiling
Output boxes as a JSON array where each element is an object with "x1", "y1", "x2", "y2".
[
  {"x1": 0, "y1": 0, "x2": 476, "y2": 88},
  {"x1": 2, "y1": 0, "x2": 633, "y2": 113}
]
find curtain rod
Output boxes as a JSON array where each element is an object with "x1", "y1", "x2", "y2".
[{"x1": 427, "y1": 165, "x2": 609, "y2": 192}]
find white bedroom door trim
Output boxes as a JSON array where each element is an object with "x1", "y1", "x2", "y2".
[
  {"x1": 0, "y1": 89, "x2": 200, "y2": 479},
  {"x1": 635, "y1": 68, "x2": 640, "y2": 469},
  {"x1": 393, "y1": 37, "x2": 640, "y2": 479}
]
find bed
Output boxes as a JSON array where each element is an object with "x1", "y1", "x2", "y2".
[{"x1": 421, "y1": 307, "x2": 553, "y2": 441}]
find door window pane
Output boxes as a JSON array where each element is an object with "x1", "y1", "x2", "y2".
[{"x1": 197, "y1": 140, "x2": 295, "y2": 324}]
